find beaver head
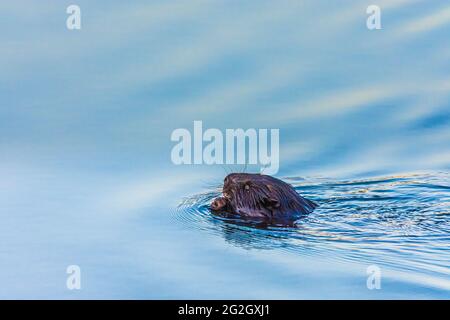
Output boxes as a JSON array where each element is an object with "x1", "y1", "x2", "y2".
[{"x1": 210, "y1": 173, "x2": 317, "y2": 222}]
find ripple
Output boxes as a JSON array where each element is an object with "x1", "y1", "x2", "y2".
[{"x1": 175, "y1": 172, "x2": 450, "y2": 275}]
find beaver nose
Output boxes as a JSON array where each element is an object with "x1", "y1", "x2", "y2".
[
  {"x1": 211, "y1": 197, "x2": 227, "y2": 211},
  {"x1": 211, "y1": 199, "x2": 220, "y2": 210}
]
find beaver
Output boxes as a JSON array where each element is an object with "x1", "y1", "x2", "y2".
[{"x1": 210, "y1": 173, "x2": 317, "y2": 224}]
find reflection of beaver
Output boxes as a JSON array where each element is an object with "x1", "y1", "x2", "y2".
[{"x1": 210, "y1": 173, "x2": 317, "y2": 224}]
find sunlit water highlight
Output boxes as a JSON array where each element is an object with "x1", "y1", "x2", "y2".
[{"x1": 1, "y1": 0, "x2": 450, "y2": 299}]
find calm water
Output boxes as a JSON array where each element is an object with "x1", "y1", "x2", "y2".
[{"x1": 1, "y1": 1, "x2": 450, "y2": 299}]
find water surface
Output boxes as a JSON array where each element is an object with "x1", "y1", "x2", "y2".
[{"x1": 0, "y1": 0, "x2": 449, "y2": 299}]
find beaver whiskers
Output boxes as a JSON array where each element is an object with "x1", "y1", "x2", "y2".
[{"x1": 210, "y1": 173, "x2": 317, "y2": 224}]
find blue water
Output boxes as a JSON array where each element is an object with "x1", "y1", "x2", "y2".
[{"x1": 0, "y1": 1, "x2": 449, "y2": 299}]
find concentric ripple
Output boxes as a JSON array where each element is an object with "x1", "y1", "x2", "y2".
[{"x1": 176, "y1": 172, "x2": 450, "y2": 274}]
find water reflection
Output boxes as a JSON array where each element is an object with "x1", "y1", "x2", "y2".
[
  {"x1": 178, "y1": 172, "x2": 450, "y2": 273},
  {"x1": 1, "y1": 0, "x2": 450, "y2": 299}
]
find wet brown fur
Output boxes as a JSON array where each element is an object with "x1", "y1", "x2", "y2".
[{"x1": 210, "y1": 173, "x2": 317, "y2": 223}]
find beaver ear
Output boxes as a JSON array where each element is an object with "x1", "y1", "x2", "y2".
[{"x1": 264, "y1": 197, "x2": 280, "y2": 208}]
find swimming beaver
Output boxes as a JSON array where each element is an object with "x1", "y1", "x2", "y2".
[{"x1": 210, "y1": 173, "x2": 317, "y2": 223}]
